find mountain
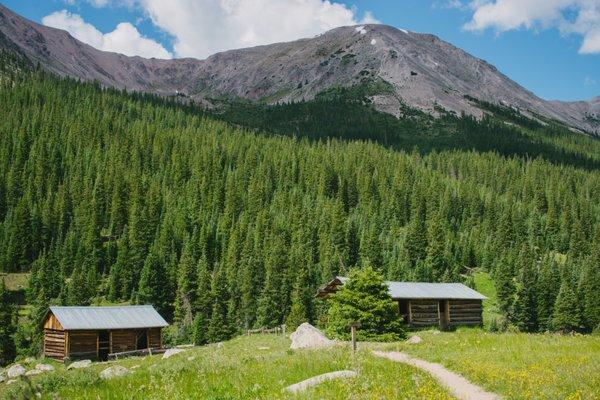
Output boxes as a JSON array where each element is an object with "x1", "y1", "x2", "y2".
[{"x1": 0, "y1": 3, "x2": 598, "y2": 134}]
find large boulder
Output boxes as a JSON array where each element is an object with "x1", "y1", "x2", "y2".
[
  {"x1": 6, "y1": 364, "x2": 26, "y2": 378},
  {"x1": 162, "y1": 348, "x2": 185, "y2": 359},
  {"x1": 100, "y1": 365, "x2": 132, "y2": 380},
  {"x1": 67, "y1": 360, "x2": 92, "y2": 370},
  {"x1": 290, "y1": 323, "x2": 335, "y2": 350}
]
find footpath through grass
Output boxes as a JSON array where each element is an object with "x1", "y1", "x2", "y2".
[
  {"x1": 378, "y1": 329, "x2": 600, "y2": 400},
  {"x1": 3, "y1": 330, "x2": 599, "y2": 399}
]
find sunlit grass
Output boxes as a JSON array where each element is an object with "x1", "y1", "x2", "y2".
[
  {"x1": 2, "y1": 335, "x2": 450, "y2": 400},
  {"x1": 379, "y1": 329, "x2": 600, "y2": 400}
]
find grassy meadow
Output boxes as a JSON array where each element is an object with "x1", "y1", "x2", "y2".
[{"x1": 2, "y1": 331, "x2": 599, "y2": 400}]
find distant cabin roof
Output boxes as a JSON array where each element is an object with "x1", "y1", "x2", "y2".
[
  {"x1": 318, "y1": 276, "x2": 487, "y2": 300},
  {"x1": 46, "y1": 305, "x2": 169, "y2": 330}
]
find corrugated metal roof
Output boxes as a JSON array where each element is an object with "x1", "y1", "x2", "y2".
[
  {"x1": 49, "y1": 305, "x2": 169, "y2": 330},
  {"x1": 335, "y1": 276, "x2": 487, "y2": 300}
]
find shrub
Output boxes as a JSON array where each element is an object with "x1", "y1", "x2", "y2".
[{"x1": 326, "y1": 266, "x2": 406, "y2": 342}]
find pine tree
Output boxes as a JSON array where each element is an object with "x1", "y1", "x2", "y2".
[
  {"x1": 137, "y1": 250, "x2": 171, "y2": 317},
  {"x1": 581, "y1": 229, "x2": 600, "y2": 331},
  {"x1": 425, "y1": 210, "x2": 447, "y2": 280},
  {"x1": 495, "y1": 257, "x2": 515, "y2": 319},
  {"x1": 207, "y1": 265, "x2": 230, "y2": 342},
  {"x1": 513, "y1": 245, "x2": 538, "y2": 332},
  {"x1": 0, "y1": 280, "x2": 16, "y2": 366},
  {"x1": 552, "y1": 279, "x2": 582, "y2": 333},
  {"x1": 192, "y1": 313, "x2": 207, "y2": 346},
  {"x1": 174, "y1": 239, "x2": 198, "y2": 326},
  {"x1": 536, "y1": 256, "x2": 559, "y2": 331},
  {"x1": 326, "y1": 266, "x2": 405, "y2": 341}
]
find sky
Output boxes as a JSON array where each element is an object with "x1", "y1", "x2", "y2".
[{"x1": 2, "y1": 0, "x2": 599, "y2": 101}]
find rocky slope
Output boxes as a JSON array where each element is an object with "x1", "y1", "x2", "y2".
[{"x1": 0, "y1": 3, "x2": 598, "y2": 133}]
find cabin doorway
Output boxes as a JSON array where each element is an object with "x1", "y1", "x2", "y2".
[
  {"x1": 98, "y1": 330, "x2": 110, "y2": 361},
  {"x1": 136, "y1": 329, "x2": 148, "y2": 350},
  {"x1": 398, "y1": 300, "x2": 409, "y2": 323},
  {"x1": 439, "y1": 300, "x2": 449, "y2": 330}
]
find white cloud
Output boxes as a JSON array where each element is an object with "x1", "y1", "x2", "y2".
[
  {"x1": 135, "y1": 0, "x2": 378, "y2": 59},
  {"x1": 42, "y1": 10, "x2": 172, "y2": 58},
  {"x1": 462, "y1": 0, "x2": 600, "y2": 54}
]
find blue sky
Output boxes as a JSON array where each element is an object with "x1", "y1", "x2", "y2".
[{"x1": 3, "y1": 0, "x2": 599, "y2": 101}]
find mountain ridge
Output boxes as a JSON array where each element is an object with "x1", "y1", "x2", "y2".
[{"x1": 0, "y1": 3, "x2": 598, "y2": 133}]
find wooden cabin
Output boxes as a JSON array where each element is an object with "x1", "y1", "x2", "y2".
[
  {"x1": 42, "y1": 305, "x2": 169, "y2": 361},
  {"x1": 317, "y1": 277, "x2": 486, "y2": 329}
]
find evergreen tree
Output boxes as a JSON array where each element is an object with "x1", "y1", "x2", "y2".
[
  {"x1": 174, "y1": 239, "x2": 198, "y2": 326},
  {"x1": 552, "y1": 279, "x2": 582, "y2": 333},
  {"x1": 495, "y1": 257, "x2": 516, "y2": 319},
  {"x1": 326, "y1": 266, "x2": 405, "y2": 341},
  {"x1": 513, "y1": 245, "x2": 538, "y2": 332},
  {"x1": 581, "y1": 230, "x2": 600, "y2": 331},
  {"x1": 536, "y1": 256, "x2": 559, "y2": 331},
  {"x1": 0, "y1": 279, "x2": 16, "y2": 366},
  {"x1": 137, "y1": 250, "x2": 171, "y2": 317},
  {"x1": 192, "y1": 313, "x2": 207, "y2": 346}
]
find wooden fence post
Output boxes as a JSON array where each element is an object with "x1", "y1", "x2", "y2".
[{"x1": 348, "y1": 321, "x2": 361, "y2": 354}]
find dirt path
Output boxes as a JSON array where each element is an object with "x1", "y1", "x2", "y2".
[{"x1": 372, "y1": 351, "x2": 501, "y2": 400}]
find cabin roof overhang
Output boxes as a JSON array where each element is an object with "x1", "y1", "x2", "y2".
[
  {"x1": 316, "y1": 276, "x2": 487, "y2": 300},
  {"x1": 42, "y1": 305, "x2": 169, "y2": 331}
]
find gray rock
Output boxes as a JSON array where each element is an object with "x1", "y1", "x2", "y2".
[
  {"x1": 67, "y1": 360, "x2": 92, "y2": 370},
  {"x1": 406, "y1": 335, "x2": 422, "y2": 344},
  {"x1": 162, "y1": 348, "x2": 185, "y2": 359},
  {"x1": 290, "y1": 323, "x2": 335, "y2": 350},
  {"x1": 35, "y1": 363, "x2": 55, "y2": 372},
  {"x1": 25, "y1": 369, "x2": 43, "y2": 376},
  {"x1": 6, "y1": 379, "x2": 17, "y2": 385},
  {"x1": 0, "y1": 375, "x2": 5, "y2": 383},
  {"x1": 285, "y1": 370, "x2": 358, "y2": 393},
  {"x1": 6, "y1": 364, "x2": 26, "y2": 378},
  {"x1": 99, "y1": 365, "x2": 131, "y2": 380}
]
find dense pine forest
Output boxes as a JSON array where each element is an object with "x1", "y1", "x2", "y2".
[{"x1": 0, "y1": 55, "x2": 600, "y2": 363}]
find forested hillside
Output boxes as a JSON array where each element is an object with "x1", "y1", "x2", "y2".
[{"x1": 1, "y1": 64, "x2": 600, "y2": 360}]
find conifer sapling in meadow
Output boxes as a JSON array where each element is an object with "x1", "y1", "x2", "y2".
[{"x1": 326, "y1": 266, "x2": 405, "y2": 341}]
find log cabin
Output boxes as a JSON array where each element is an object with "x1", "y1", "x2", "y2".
[
  {"x1": 317, "y1": 277, "x2": 486, "y2": 329},
  {"x1": 42, "y1": 305, "x2": 169, "y2": 361}
]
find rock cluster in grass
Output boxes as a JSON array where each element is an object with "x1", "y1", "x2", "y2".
[
  {"x1": 6, "y1": 364, "x2": 26, "y2": 378},
  {"x1": 100, "y1": 365, "x2": 132, "y2": 380},
  {"x1": 67, "y1": 360, "x2": 92, "y2": 370},
  {"x1": 290, "y1": 323, "x2": 335, "y2": 350},
  {"x1": 162, "y1": 348, "x2": 186, "y2": 359}
]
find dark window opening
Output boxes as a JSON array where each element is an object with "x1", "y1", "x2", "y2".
[
  {"x1": 136, "y1": 330, "x2": 148, "y2": 350},
  {"x1": 98, "y1": 330, "x2": 110, "y2": 361},
  {"x1": 398, "y1": 300, "x2": 409, "y2": 323}
]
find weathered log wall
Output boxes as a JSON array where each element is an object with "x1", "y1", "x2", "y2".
[
  {"x1": 111, "y1": 330, "x2": 137, "y2": 353},
  {"x1": 43, "y1": 329, "x2": 66, "y2": 360},
  {"x1": 448, "y1": 299, "x2": 483, "y2": 326},
  {"x1": 148, "y1": 328, "x2": 161, "y2": 349},
  {"x1": 409, "y1": 300, "x2": 440, "y2": 327},
  {"x1": 68, "y1": 331, "x2": 98, "y2": 358}
]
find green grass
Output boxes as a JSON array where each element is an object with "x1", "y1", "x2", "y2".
[
  {"x1": 3, "y1": 331, "x2": 599, "y2": 399},
  {"x1": 473, "y1": 270, "x2": 502, "y2": 327},
  {"x1": 1, "y1": 335, "x2": 450, "y2": 400},
  {"x1": 0, "y1": 273, "x2": 29, "y2": 292},
  {"x1": 379, "y1": 329, "x2": 600, "y2": 400}
]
